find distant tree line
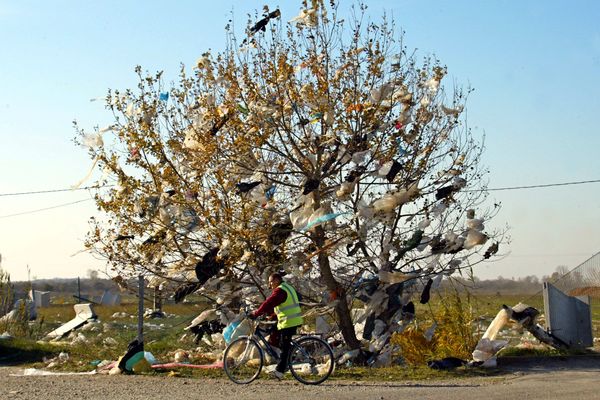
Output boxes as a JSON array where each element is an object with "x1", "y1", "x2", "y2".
[
  {"x1": 10, "y1": 278, "x2": 120, "y2": 300},
  {"x1": 451, "y1": 265, "x2": 596, "y2": 295},
  {"x1": 7, "y1": 265, "x2": 590, "y2": 300},
  {"x1": 462, "y1": 275, "x2": 544, "y2": 295}
]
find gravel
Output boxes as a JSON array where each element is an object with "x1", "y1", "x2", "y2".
[{"x1": 2, "y1": 359, "x2": 600, "y2": 400}]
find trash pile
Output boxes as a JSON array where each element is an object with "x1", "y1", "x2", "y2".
[
  {"x1": 0, "y1": 298, "x2": 37, "y2": 324},
  {"x1": 469, "y1": 302, "x2": 572, "y2": 368}
]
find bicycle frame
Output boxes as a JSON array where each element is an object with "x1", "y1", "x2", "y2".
[
  {"x1": 248, "y1": 320, "x2": 313, "y2": 364},
  {"x1": 250, "y1": 322, "x2": 281, "y2": 361}
]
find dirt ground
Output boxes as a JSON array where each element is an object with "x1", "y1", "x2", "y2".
[{"x1": 2, "y1": 356, "x2": 600, "y2": 400}]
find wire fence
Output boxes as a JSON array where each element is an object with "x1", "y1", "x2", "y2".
[
  {"x1": 544, "y1": 251, "x2": 600, "y2": 340},
  {"x1": 549, "y1": 252, "x2": 600, "y2": 297}
]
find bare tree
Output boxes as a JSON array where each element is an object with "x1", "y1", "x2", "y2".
[{"x1": 77, "y1": 0, "x2": 504, "y2": 356}]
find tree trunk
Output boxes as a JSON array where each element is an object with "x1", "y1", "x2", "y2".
[
  {"x1": 315, "y1": 228, "x2": 361, "y2": 349},
  {"x1": 153, "y1": 287, "x2": 163, "y2": 312}
]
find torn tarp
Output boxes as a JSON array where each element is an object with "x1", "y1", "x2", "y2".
[
  {"x1": 378, "y1": 160, "x2": 402, "y2": 182},
  {"x1": 419, "y1": 278, "x2": 433, "y2": 304},
  {"x1": 302, "y1": 178, "x2": 320, "y2": 195},
  {"x1": 236, "y1": 181, "x2": 261, "y2": 194},
  {"x1": 268, "y1": 220, "x2": 293, "y2": 245},
  {"x1": 116, "y1": 338, "x2": 144, "y2": 373},
  {"x1": 427, "y1": 357, "x2": 466, "y2": 370},
  {"x1": 174, "y1": 247, "x2": 225, "y2": 303}
]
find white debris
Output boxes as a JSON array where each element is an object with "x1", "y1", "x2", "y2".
[{"x1": 103, "y1": 337, "x2": 118, "y2": 347}]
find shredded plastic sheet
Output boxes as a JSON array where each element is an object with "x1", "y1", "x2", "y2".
[
  {"x1": 441, "y1": 105, "x2": 463, "y2": 116},
  {"x1": 71, "y1": 155, "x2": 99, "y2": 189},
  {"x1": 288, "y1": 8, "x2": 317, "y2": 27},
  {"x1": 466, "y1": 218, "x2": 484, "y2": 231},
  {"x1": 301, "y1": 212, "x2": 346, "y2": 232},
  {"x1": 464, "y1": 229, "x2": 488, "y2": 249},
  {"x1": 185, "y1": 309, "x2": 218, "y2": 330},
  {"x1": 423, "y1": 322, "x2": 438, "y2": 342},
  {"x1": 417, "y1": 218, "x2": 431, "y2": 229},
  {"x1": 378, "y1": 271, "x2": 415, "y2": 284},
  {"x1": 431, "y1": 273, "x2": 444, "y2": 290},
  {"x1": 151, "y1": 361, "x2": 223, "y2": 369},
  {"x1": 12, "y1": 368, "x2": 97, "y2": 376},
  {"x1": 370, "y1": 82, "x2": 395, "y2": 103},
  {"x1": 82, "y1": 133, "x2": 104, "y2": 149},
  {"x1": 472, "y1": 308, "x2": 510, "y2": 362},
  {"x1": 315, "y1": 315, "x2": 332, "y2": 334},
  {"x1": 482, "y1": 309, "x2": 510, "y2": 340}
]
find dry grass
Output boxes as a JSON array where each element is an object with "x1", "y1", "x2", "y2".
[
  {"x1": 3, "y1": 291, "x2": 598, "y2": 379},
  {"x1": 392, "y1": 290, "x2": 478, "y2": 365}
]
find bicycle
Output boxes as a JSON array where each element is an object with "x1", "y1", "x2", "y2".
[{"x1": 223, "y1": 312, "x2": 334, "y2": 385}]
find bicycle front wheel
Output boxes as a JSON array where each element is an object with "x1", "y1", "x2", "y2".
[
  {"x1": 288, "y1": 336, "x2": 334, "y2": 385},
  {"x1": 223, "y1": 336, "x2": 264, "y2": 384}
]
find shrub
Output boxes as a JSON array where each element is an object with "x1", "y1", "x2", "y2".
[{"x1": 391, "y1": 290, "x2": 477, "y2": 365}]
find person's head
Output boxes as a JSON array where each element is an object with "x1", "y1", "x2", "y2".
[{"x1": 268, "y1": 272, "x2": 283, "y2": 289}]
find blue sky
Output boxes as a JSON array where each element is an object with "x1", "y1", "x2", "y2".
[{"x1": 1, "y1": 0, "x2": 599, "y2": 282}]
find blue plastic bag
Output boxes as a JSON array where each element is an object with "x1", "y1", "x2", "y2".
[{"x1": 223, "y1": 321, "x2": 240, "y2": 344}]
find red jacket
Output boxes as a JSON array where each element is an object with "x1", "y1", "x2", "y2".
[{"x1": 252, "y1": 287, "x2": 287, "y2": 319}]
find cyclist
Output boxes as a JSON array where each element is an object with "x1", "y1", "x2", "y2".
[{"x1": 250, "y1": 272, "x2": 303, "y2": 380}]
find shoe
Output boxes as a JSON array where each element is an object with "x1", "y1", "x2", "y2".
[{"x1": 269, "y1": 370, "x2": 284, "y2": 380}]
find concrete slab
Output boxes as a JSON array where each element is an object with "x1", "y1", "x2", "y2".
[
  {"x1": 29, "y1": 290, "x2": 50, "y2": 308},
  {"x1": 45, "y1": 304, "x2": 97, "y2": 339},
  {"x1": 100, "y1": 291, "x2": 121, "y2": 306}
]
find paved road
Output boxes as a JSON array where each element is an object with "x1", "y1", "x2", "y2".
[{"x1": 2, "y1": 357, "x2": 600, "y2": 400}]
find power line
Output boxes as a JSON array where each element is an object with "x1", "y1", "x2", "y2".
[
  {"x1": 482, "y1": 179, "x2": 600, "y2": 192},
  {"x1": 1, "y1": 179, "x2": 599, "y2": 198},
  {"x1": 0, "y1": 198, "x2": 93, "y2": 219},
  {"x1": 0, "y1": 178, "x2": 597, "y2": 219},
  {"x1": 0, "y1": 185, "x2": 113, "y2": 197}
]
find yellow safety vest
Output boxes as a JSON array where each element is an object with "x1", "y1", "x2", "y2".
[{"x1": 274, "y1": 282, "x2": 303, "y2": 330}]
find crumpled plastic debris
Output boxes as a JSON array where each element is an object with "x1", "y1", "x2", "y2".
[
  {"x1": 0, "y1": 331, "x2": 12, "y2": 340},
  {"x1": 103, "y1": 337, "x2": 118, "y2": 347},
  {"x1": 427, "y1": 357, "x2": 466, "y2": 370},
  {"x1": 472, "y1": 308, "x2": 510, "y2": 363},
  {"x1": 423, "y1": 322, "x2": 438, "y2": 342},
  {"x1": 289, "y1": 8, "x2": 317, "y2": 27},
  {"x1": 15, "y1": 369, "x2": 97, "y2": 376},
  {"x1": 302, "y1": 211, "x2": 345, "y2": 232},
  {"x1": 337, "y1": 349, "x2": 360, "y2": 365},
  {"x1": 463, "y1": 229, "x2": 488, "y2": 249},
  {"x1": 223, "y1": 318, "x2": 251, "y2": 344},
  {"x1": 378, "y1": 271, "x2": 415, "y2": 284}
]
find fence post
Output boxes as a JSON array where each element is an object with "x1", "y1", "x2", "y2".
[{"x1": 137, "y1": 275, "x2": 144, "y2": 343}]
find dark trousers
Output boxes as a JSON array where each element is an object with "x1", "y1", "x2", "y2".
[{"x1": 276, "y1": 326, "x2": 297, "y2": 373}]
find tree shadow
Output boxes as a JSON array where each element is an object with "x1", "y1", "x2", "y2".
[{"x1": 0, "y1": 339, "x2": 57, "y2": 366}]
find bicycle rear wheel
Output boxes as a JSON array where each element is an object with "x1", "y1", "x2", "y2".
[
  {"x1": 223, "y1": 336, "x2": 263, "y2": 384},
  {"x1": 288, "y1": 336, "x2": 334, "y2": 385}
]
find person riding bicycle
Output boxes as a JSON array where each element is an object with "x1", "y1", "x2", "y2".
[{"x1": 250, "y1": 272, "x2": 303, "y2": 380}]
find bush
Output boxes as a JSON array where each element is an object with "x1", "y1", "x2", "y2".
[
  {"x1": 0, "y1": 267, "x2": 15, "y2": 330},
  {"x1": 391, "y1": 290, "x2": 477, "y2": 365},
  {"x1": 0, "y1": 267, "x2": 42, "y2": 338}
]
